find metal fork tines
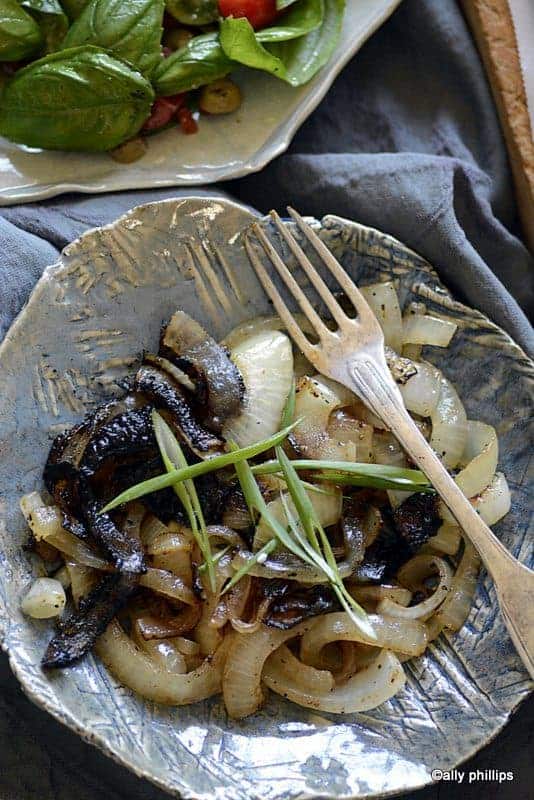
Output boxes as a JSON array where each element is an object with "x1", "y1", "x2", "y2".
[{"x1": 244, "y1": 207, "x2": 534, "y2": 679}]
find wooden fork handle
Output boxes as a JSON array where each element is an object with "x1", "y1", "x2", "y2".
[{"x1": 344, "y1": 356, "x2": 534, "y2": 679}]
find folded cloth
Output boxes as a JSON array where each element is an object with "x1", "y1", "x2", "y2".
[{"x1": 0, "y1": 0, "x2": 532, "y2": 359}]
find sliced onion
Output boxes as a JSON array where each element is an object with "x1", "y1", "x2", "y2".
[
  {"x1": 379, "y1": 555, "x2": 452, "y2": 620},
  {"x1": 132, "y1": 623, "x2": 187, "y2": 674},
  {"x1": 147, "y1": 524, "x2": 193, "y2": 583},
  {"x1": 173, "y1": 636, "x2": 200, "y2": 656},
  {"x1": 136, "y1": 605, "x2": 201, "y2": 640},
  {"x1": 194, "y1": 554, "x2": 234, "y2": 655},
  {"x1": 300, "y1": 612, "x2": 428, "y2": 666},
  {"x1": 372, "y1": 431, "x2": 407, "y2": 468},
  {"x1": 348, "y1": 584, "x2": 412, "y2": 610},
  {"x1": 253, "y1": 486, "x2": 342, "y2": 550},
  {"x1": 471, "y1": 472, "x2": 511, "y2": 525},
  {"x1": 399, "y1": 361, "x2": 441, "y2": 417},
  {"x1": 97, "y1": 620, "x2": 227, "y2": 705},
  {"x1": 403, "y1": 315, "x2": 457, "y2": 347},
  {"x1": 328, "y1": 410, "x2": 374, "y2": 463},
  {"x1": 65, "y1": 561, "x2": 98, "y2": 605},
  {"x1": 143, "y1": 353, "x2": 196, "y2": 392},
  {"x1": 264, "y1": 647, "x2": 405, "y2": 714},
  {"x1": 422, "y1": 522, "x2": 461, "y2": 555},
  {"x1": 222, "y1": 330, "x2": 294, "y2": 447},
  {"x1": 292, "y1": 375, "x2": 355, "y2": 460},
  {"x1": 139, "y1": 568, "x2": 197, "y2": 605},
  {"x1": 360, "y1": 282, "x2": 403, "y2": 351},
  {"x1": 455, "y1": 421, "x2": 498, "y2": 498},
  {"x1": 21, "y1": 577, "x2": 66, "y2": 619},
  {"x1": 267, "y1": 644, "x2": 334, "y2": 693},
  {"x1": 20, "y1": 493, "x2": 110, "y2": 570},
  {"x1": 434, "y1": 540, "x2": 480, "y2": 632},
  {"x1": 222, "y1": 621, "x2": 311, "y2": 718},
  {"x1": 430, "y1": 374, "x2": 467, "y2": 468}
]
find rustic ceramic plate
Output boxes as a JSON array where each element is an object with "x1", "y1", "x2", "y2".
[
  {"x1": 0, "y1": 0, "x2": 402, "y2": 206},
  {"x1": 0, "y1": 197, "x2": 532, "y2": 800}
]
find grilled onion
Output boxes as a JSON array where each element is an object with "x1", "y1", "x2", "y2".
[
  {"x1": 97, "y1": 620, "x2": 227, "y2": 705},
  {"x1": 264, "y1": 647, "x2": 405, "y2": 714},
  {"x1": 223, "y1": 330, "x2": 294, "y2": 447}
]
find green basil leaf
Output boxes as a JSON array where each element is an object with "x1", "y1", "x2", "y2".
[
  {"x1": 268, "y1": 0, "x2": 344, "y2": 86},
  {"x1": 257, "y1": 0, "x2": 323, "y2": 43},
  {"x1": 0, "y1": 0, "x2": 43, "y2": 60},
  {"x1": 60, "y1": 0, "x2": 88, "y2": 20},
  {"x1": 165, "y1": 0, "x2": 217, "y2": 25},
  {"x1": 21, "y1": 0, "x2": 68, "y2": 52},
  {"x1": 62, "y1": 0, "x2": 165, "y2": 75},
  {"x1": 220, "y1": 17, "x2": 286, "y2": 79},
  {"x1": 153, "y1": 32, "x2": 232, "y2": 96},
  {"x1": 0, "y1": 45, "x2": 154, "y2": 151}
]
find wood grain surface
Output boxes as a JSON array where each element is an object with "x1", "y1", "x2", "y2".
[{"x1": 461, "y1": 0, "x2": 534, "y2": 253}]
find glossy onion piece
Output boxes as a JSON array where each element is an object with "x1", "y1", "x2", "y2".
[
  {"x1": 97, "y1": 620, "x2": 228, "y2": 705},
  {"x1": 399, "y1": 361, "x2": 441, "y2": 417},
  {"x1": 430, "y1": 373, "x2": 467, "y2": 469},
  {"x1": 223, "y1": 330, "x2": 294, "y2": 447},
  {"x1": 266, "y1": 644, "x2": 334, "y2": 693},
  {"x1": 291, "y1": 375, "x2": 356, "y2": 460},
  {"x1": 264, "y1": 647, "x2": 405, "y2": 714},
  {"x1": 402, "y1": 314, "x2": 457, "y2": 347},
  {"x1": 360, "y1": 282, "x2": 403, "y2": 351},
  {"x1": 222, "y1": 621, "x2": 312, "y2": 718},
  {"x1": 139, "y1": 568, "x2": 197, "y2": 605},
  {"x1": 299, "y1": 612, "x2": 428, "y2": 666},
  {"x1": 455, "y1": 420, "x2": 498, "y2": 498},
  {"x1": 20, "y1": 493, "x2": 110, "y2": 571},
  {"x1": 470, "y1": 472, "x2": 511, "y2": 525},
  {"x1": 21, "y1": 578, "x2": 66, "y2": 619},
  {"x1": 432, "y1": 540, "x2": 481, "y2": 633},
  {"x1": 160, "y1": 310, "x2": 244, "y2": 430},
  {"x1": 378, "y1": 555, "x2": 452, "y2": 621}
]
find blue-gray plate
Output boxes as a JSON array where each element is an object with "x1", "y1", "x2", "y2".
[{"x1": 0, "y1": 197, "x2": 532, "y2": 800}]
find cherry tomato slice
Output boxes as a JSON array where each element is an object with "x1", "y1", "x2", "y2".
[
  {"x1": 218, "y1": 0, "x2": 279, "y2": 30},
  {"x1": 142, "y1": 95, "x2": 186, "y2": 131}
]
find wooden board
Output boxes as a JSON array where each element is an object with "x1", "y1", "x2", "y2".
[{"x1": 461, "y1": 0, "x2": 534, "y2": 254}]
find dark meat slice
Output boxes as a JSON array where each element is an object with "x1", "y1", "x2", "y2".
[
  {"x1": 134, "y1": 365, "x2": 222, "y2": 456},
  {"x1": 80, "y1": 405, "x2": 156, "y2": 481},
  {"x1": 83, "y1": 496, "x2": 146, "y2": 574},
  {"x1": 352, "y1": 518, "x2": 411, "y2": 584},
  {"x1": 265, "y1": 583, "x2": 339, "y2": 629},
  {"x1": 393, "y1": 493, "x2": 440, "y2": 552},
  {"x1": 42, "y1": 573, "x2": 138, "y2": 669},
  {"x1": 159, "y1": 310, "x2": 244, "y2": 431}
]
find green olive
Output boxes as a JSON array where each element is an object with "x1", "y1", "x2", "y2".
[
  {"x1": 165, "y1": 0, "x2": 217, "y2": 26},
  {"x1": 110, "y1": 136, "x2": 147, "y2": 164},
  {"x1": 199, "y1": 78, "x2": 242, "y2": 115},
  {"x1": 163, "y1": 28, "x2": 194, "y2": 51}
]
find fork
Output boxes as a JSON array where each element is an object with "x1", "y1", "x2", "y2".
[{"x1": 244, "y1": 207, "x2": 534, "y2": 679}]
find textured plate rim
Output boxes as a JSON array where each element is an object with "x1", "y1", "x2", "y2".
[{"x1": 0, "y1": 195, "x2": 531, "y2": 800}]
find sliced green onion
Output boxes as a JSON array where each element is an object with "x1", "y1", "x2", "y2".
[
  {"x1": 221, "y1": 538, "x2": 277, "y2": 594},
  {"x1": 275, "y1": 445, "x2": 376, "y2": 641},
  {"x1": 101, "y1": 420, "x2": 299, "y2": 513},
  {"x1": 281, "y1": 377, "x2": 296, "y2": 429},
  {"x1": 198, "y1": 545, "x2": 231, "y2": 575},
  {"x1": 252, "y1": 459, "x2": 432, "y2": 492},
  {"x1": 152, "y1": 411, "x2": 215, "y2": 592}
]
